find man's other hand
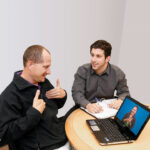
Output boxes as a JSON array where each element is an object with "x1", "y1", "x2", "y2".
[
  {"x1": 33, "y1": 90, "x2": 46, "y2": 114},
  {"x1": 46, "y1": 79, "x2": 66, "y2": 99},
  {"x1": 86, "y1": 103, "x2": 103, "y2": 113},
  {"x1": 108, "y1": 99, "x2": 123, "y2": 110}
]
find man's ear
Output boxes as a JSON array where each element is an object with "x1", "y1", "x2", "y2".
[
  {"x1": 26, "y1": 60, "x2": 34, "y2": 70},
  {"x1": 106, "y1": 56, "x2": 111, "y2": 63}
]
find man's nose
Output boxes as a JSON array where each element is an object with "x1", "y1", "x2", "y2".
[{"x1": 47, "y1": 68, "x2": 51, "y2": 75}]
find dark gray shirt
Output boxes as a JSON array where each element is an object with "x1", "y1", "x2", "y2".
[{"x1": 72, "y1": 63, "x2": 130, "y2": 108}]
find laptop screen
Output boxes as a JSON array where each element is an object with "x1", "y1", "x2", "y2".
[{"x1": 116, "y1": 97, "x2": 150, "y2": 136}]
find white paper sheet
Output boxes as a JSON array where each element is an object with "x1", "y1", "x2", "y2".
[{"x1": 80, "y1": 98, "x2": 118, "y2": 119}]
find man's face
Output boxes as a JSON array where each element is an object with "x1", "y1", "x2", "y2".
[
  {"x1": 30, "y1": 50, "x2": 51, "y2": 84},
  {"x1": 90, "y1": 48, "x2": 110, "y2": 73}
]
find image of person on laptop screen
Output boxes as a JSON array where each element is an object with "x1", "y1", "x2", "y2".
[
  {"x1": 122, "y1": 106, "x2": 138, "y2": 129},
  {"x1": 72, "y1": 40, "x2": 130, "y2": 113}
]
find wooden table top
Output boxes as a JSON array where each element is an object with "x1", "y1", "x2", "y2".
[{"x1": 65, "y1": 108, "x2": 150, "y2": 150}]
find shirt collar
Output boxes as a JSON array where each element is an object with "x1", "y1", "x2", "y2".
[
  {"x1": 13, "y1": 70, "x2": 40, "y2": 90},
  {"x1": 90, "y1": 63, "x2": 110, "y2": 76}
]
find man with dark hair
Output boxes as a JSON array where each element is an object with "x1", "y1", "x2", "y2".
[
  {"x1": 72, "y1": 40, "x2": 130, "y2": 113},
  {"x1": 0, "y1": 45, "x2": 70, "y2": 150}
]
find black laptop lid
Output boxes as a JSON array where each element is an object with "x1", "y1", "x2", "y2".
[{"x1": 115, "y1": 96, "x2": 150, "y2": 138}]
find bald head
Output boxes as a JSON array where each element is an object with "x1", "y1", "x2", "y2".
[{"x1": 23, "y1": 45, "x2": 50, "y2": 67}]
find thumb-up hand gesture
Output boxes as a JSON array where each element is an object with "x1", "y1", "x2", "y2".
[
  {"x1": 33, "y1": 90, "x2": 46, "y2": 114},
  {"x1": 46, "y1": 79, "x2": 66, "y2": 99}
]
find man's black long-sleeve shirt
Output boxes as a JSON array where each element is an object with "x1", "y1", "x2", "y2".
[{"x1": 0, "y1": 71, "x2": 67, "y2": 150}]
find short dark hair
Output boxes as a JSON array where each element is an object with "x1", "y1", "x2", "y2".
[
  {"x1": 90, "y1": 40, "x2": 112, "y2": 58},
  {"x1": 23, "y1": 45, "x2": 50, "y2": 67}
]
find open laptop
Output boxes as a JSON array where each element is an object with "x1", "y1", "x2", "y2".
[{"x1": 86, "y1": 96, "x2": 150, "y2": 145}]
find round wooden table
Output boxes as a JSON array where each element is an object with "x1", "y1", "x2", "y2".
[{"x1": 65, "y1": 108, "x2": 150, "y2": 150}]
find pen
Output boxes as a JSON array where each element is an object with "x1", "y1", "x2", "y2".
[{"x1": 95, "y1": 97, "x2": 99, "y2": 103}]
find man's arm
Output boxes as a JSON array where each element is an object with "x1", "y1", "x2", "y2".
[
  {"x1": 72, "y1": 67, "x2": 102, "y2": 113},
  {"x1": 72, "y1": 67, "x2": 90, "y2": 108},
  {"x1": 109, "y1": 69, "x2": 130, "y2": 109},
  {"x1": 116, "y1": 70, "x2": 130, "y2": 100},
  {"x1": 0, "y1": 90, "x2": 45, "y2": 146},
  {"x1": 45, "y1": 79, "x2": 67, "y2": 109}
]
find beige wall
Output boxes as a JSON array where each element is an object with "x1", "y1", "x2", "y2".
[
  {"x1": 0, "y1": 0, "x2": 125, "y2": 115},
  {"x1": 119, "y1": 0, "x2": 150, "y2": 103}
]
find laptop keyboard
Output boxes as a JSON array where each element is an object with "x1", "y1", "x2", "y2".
[{"x1": 96, "y1": 119, "x2": 127, "y2": 142}]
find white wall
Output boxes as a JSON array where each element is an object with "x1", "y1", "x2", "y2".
[
  {"x1": 0, "y1": 0, "x2": 126, "y2": 115},
  {"x1": 119, "y1": 0, "x2": 150, "y2": 104},
  {"x1": 63, "y1": 0, "x2": 126, "y2": 115}
]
